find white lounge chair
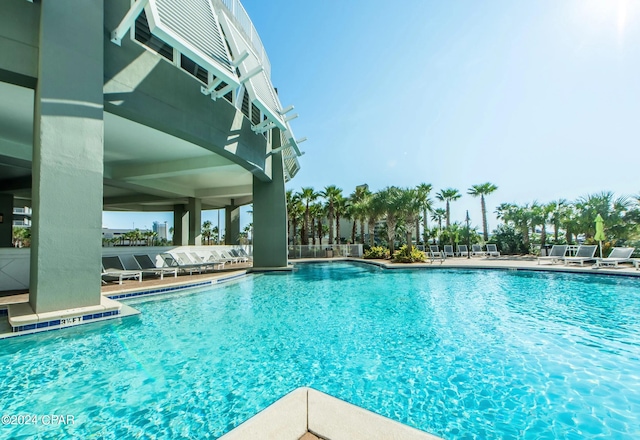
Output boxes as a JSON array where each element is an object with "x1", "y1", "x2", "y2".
[
  {"x1": 235, "y1": 248, "x2": 253, "y2": 261},
  {"x1": 190, "y1": 252, "x2": 225, "y2": 270},
  {"x1": 471, "y1": 244, "x2": 486, "y2": 257},
  {"x1": 161, "y1": 253, "x2": 204, "y2": 275},
  {"x1": 563, "y1": 245, "x2": 598, "y2": 266},
  {"x1": 132, "y1": 254, "x2": 178, "y2": 280},
  {"x1": 594, "y1": 247, "x2": 635, "y2": 268},
  {"x1": 443, "y1": 245, "x2": 455, "y2": 258},
  {"x1": 537, "y1": 245, "x2": 568, "y2": 265},
  {"x1": 102, "y1": 256, "x2": 142, "y2": 285},
  {"x1": 220, "y1": 250, "x2": 241, "y2": 264},
  {"x1": 229, "y1": 249, "x2": 249, "y2": 262},
  {"x1": 457, "y1": 245, "x2": 468, "y2": 257},
  {"x1": 209, "y1": 250, "x2": 236, "y2": 265},
  {"x1": 486, "y1": 244, "x2": 500, "y2": 257}
]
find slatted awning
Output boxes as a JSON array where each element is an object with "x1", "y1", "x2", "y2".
[
  {"x1": 111, "y1": 0, "x2": 240, "y2": 90},
  {"x1": 218, "y1": 12, "x2": 287, "y2": 132}
]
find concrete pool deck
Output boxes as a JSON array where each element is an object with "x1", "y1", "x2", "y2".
[{"x1": 294, "y1": 255, "x2": 640, "y2": 277}]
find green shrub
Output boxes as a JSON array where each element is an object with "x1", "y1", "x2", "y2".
[
  {"x1": 392, "y1": 245, "x2": 426, "y2": 263},
  {"x1": 363, "y1": 246, "x2": 390, "y2": 259}
]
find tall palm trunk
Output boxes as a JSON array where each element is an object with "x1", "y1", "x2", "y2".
[
  {"x1": 422, "y1": 208, "x2": 429, "y2": 244},
  {"x1": 360, "y1": 219, "x2": 365, "y2": 245},
  {"x1": 351, "y1": 221, "x2": 356, "y2": 243},
  {"x1": 317, "y1": 218, "x2": 323, "y2": 245},
  {"x1": 311, "y1": 218, "x2": 316, "y2": 245},
  {"x1": 445, "y1": 202, "x2": 451, "y2": 228},
  {"x1": 481, "y1": 195, "x2": 488, "y2": 241},
  {"x1": 304, "y1": 204, "x2": 310, "y2": 245},
  {"x1": 368, "y1": 218, "x2": 376, "y2": 247},
  {"x1": 387, "y1": 217, "x2": 397, "y2": 255},
  {"x1": 415, "y1": 219, "x2": 420, "y2": 246},
  {"x1": 335, "y1": 212, "x2": 341, "y2": 244},
  {"x1": 328, "y1": 210, "x2": 335, "y2": 245}
]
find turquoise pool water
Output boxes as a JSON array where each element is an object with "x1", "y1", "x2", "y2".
[{"x1": 1, "y1": 262, "x2": 639, "y2": 439}]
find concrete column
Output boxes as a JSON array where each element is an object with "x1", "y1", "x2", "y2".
[
  {"x1": 225, "y1": 202, "x2": 240, "y2": 245},
  {"x1": 0, "y1": 194, "x2": 13, "y2": 247},
  {"x1": 187, "y1": 197, "x2": 201, "y2": 245},
  {"x1": 253, "y1": 151, "x2": 288, "y2": 268},
  {"x1": 30, "y1": 0, "x2": 104, "y2": 313},
  {"x1": 173, "y1": 204, "x2": 188, "y2": 245}
]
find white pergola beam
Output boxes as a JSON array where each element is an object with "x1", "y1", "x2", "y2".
[
  {"x1": 240, "y1": 66, "x2": 264, "y2": 84},
  {"x1": 111, "y1": 0, "x2": 149, "y2": 46}
]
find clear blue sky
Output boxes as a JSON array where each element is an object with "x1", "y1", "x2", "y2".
[{"x1": 105, "y1": 0, "x2": 640, "y2": 233}]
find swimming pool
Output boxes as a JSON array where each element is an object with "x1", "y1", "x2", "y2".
[{"x1": 1, "y1": 262, "x2": 639, "y2": 439}]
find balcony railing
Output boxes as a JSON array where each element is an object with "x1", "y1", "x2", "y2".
[{"x1": 216, "y1": 0, "x2": 271, "y2": 77}]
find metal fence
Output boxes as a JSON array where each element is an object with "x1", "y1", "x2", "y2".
[{"x1": 288, "y1": 245, "x2": 363, "y2": 259}]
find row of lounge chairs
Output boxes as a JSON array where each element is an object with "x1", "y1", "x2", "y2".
[
  {"x1": 537, "y1": 245, "x2": 636, "y2": 268},
  {"x1": 427, "y1": 244, "x2": 501, "y2": 261},
  {"x1": 101, "y1": 249, "x2": 252, "y2": 284}
]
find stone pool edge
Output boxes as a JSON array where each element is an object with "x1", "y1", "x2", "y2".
[{"x1": 219, "y1": 387, "x2": 442, "y2": 440}]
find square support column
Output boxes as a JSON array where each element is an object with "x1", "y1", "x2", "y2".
[
  {"x1": 225, "y1": 202, "x2": 240, "y2": 245},
  {"x1": 29, "y1": 0, "x2": 104, "y2": 313},
  {"x1": 173, "y1": 204, "x2": 188, "y2": 245},
  {"x1": 253, "y1": 150, "x2": 288, "y2": 268},
  {"x1": 187, "y1": 197, "x2": 202, "y2": 246}
]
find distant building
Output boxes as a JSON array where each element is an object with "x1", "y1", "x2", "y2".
[
  {"x1": 153, "y1": 221, "x2": 168, "y2": 241},
  {"x1": 12, "y1": 207, "x2": 31, "y2": 228}
]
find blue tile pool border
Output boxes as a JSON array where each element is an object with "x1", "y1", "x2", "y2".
[
  {"x1": 105, "y1": 272, "x2": 248, "y2": 301},
  {"x1": 11, "y1": 310, "x2": 122, "y2": 333}
]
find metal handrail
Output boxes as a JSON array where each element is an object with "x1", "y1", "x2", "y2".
[{"x1": 216, "y1": 0, "x2": 271, "y2": 77}]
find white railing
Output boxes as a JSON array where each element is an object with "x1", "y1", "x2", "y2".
[
  {"x1": 216, "y1": 0, "x2": 271, "y2": 77},
  {"x1": 288, "y1": 245, "x2": 363, "y2": 259}
]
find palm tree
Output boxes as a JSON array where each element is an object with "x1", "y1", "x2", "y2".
[
  {"x1": 575, "y1": 192, "x2": 632, "y2": 243},
  {"x1": 298, "y1": 187, "x2": 319, "y2": 245},
  {"x1": 398, "y1": 188, "x2": 422, "y2": 251},
  {"x1": 431, "y1": 208, "x2": 446, "y2": 233},
  {"x1": 364, "y1": 192, "x2": 383, "y2": 247},
  {"x1": 309, "y1": 203, "x2": 323, "y2": 245},
  {"x1": 350, "y1": 185, "x2": 371, "y2": 244},
  {"x1": 286, "y1": 191, "x2": 304, "y2": 245},
  {"x1": 211, "y1": 226, "x2": 220, "y2": 245},
  {"x1": 467, "y1": 182, "x2": 498, "y2": 241},
  {"x1": 436, "y1": 188, "x2": 461, "y2": 228},
  {"x1": 376, "y1": 186, "x2": 403, "y2": 254},
  {"x1": 547, "y1": 199, "x2": 568, "y2": 243},
  {"x1": 321, "y1": 185, "x2": 343, "y2": 245},
  {"x1": 334, "y1": 195, "x2": 348, "y2": 244},
  {"x1": 496, "y1": 203, "x2": 531, "y2": 248},
  {"x1": 202, "y1": 220, "x2": 212, "y2": 245},
  {"x1": 416, "y1": 183, "x2": 433, "y2": 245},
  {"x1": 529, "y1": 202, "x2": 549, "y2": 248}
]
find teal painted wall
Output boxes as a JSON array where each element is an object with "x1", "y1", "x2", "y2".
[{"x1": 0, "y1": 0, "x2": 39, "y2": 87}]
